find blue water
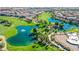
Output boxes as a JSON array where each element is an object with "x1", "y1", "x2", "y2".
[
  {"x1": 7, "y1": 26, "x2": 38, "y2": 46},
  {"x1": 48, "y1": 18, "x2": 79, "y2": 30},
  {"x1": 7, "y1": 18, "x2": 79, "y2": 46}
]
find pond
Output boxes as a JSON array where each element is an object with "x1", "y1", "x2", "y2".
[
  {"x1": 7, "y1": 18, "x2": 79, "y2": 46},
  {"x1": 48, "y1": 18, "x2": 79, "y2": 30},
  {"x1": 7, "y1": 26, "x2": 38, "y2": 46}
]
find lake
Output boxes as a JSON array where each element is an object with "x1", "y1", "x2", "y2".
[
  {"x1": 7, "y1": 18, "x2": 79, "y2": 46},
  {"x1": 7, "y1": 26, "x2": 38, "y2": 46},
  {"x1": 48, "y1": 18, "x2": 79, "y2": 30}
]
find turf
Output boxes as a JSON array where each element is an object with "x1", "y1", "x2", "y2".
[
  {"x1": 0, "y1": 16, "x2": 35, "y2": 38},
  {"x1": 0, "y1": 15, "x2": 61, "y2": 51},
  {"x1": 37, "y1": 12, "x2": 52, "y2": 24}
]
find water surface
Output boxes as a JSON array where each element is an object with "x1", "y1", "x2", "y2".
[{"x1": 7, "y1": 26, "x2": 38, "y2": 46}]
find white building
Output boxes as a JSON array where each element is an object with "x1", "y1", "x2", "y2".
[{"x1": 66, "y1": 32, "x2": 79, "y2": 45}]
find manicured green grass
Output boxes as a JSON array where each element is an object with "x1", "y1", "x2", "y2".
[
  {"x1": 66, "y1": 28, "x2": 79, "y2": 33},
  {"x1": 38, "y1": 12, "x2": 52, "y2": 24},
  {"x1": 0, "y1": 16, "x2": 36, "y2": 51},
  {"x1": 0, "y1": 16, "x2": 35, "y2": 38},
  {"x1": 0, "y1": 15, "x2": 61, "y2": 51},
  {"x1": 7, "y1": 43, "x2": 61, "y2": 51}
]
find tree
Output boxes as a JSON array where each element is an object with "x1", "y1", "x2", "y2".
[
  {"x1": 32, "y1": 45, "x2": 36, "y2": 48},
  {"x1": 55, "y1": 22, "x2": 59, "y2": 25},
  {"x1": 69, "y1": 20, "x2": 73, "y2": 24},
  {"x1": 59, "y1": 23, "x2": 64, "y2": 30}
]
